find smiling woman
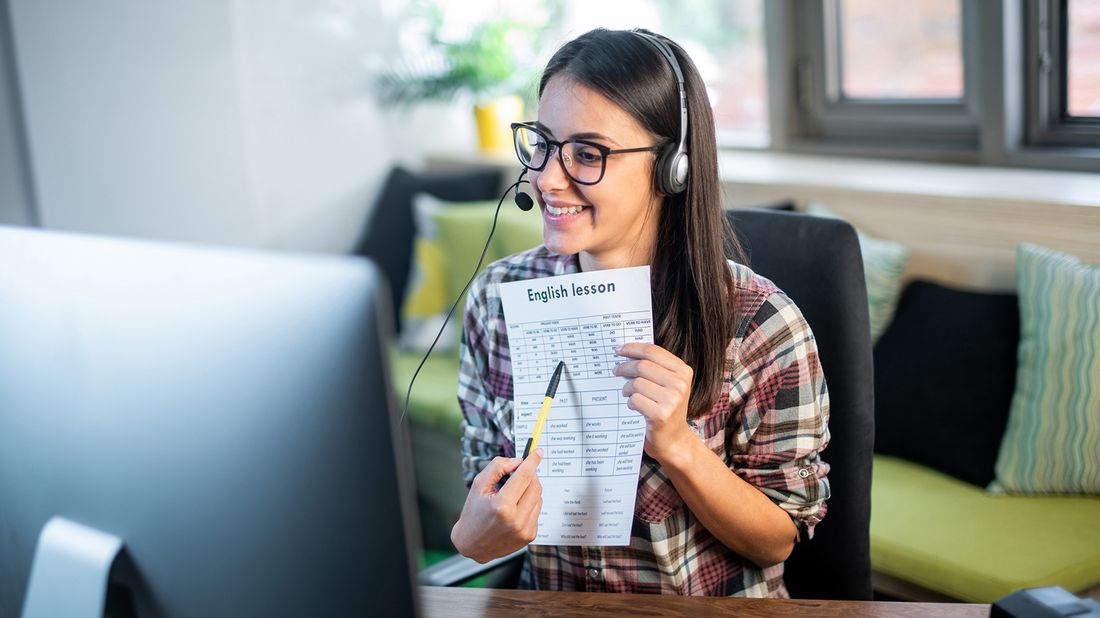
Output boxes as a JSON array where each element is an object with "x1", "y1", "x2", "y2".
[
  {"x1": 450, "y1": 28, "x2": 831, "y2": 598},
  {"x1": 524, "y1": 74, "x2": 668, "y2": 270}
]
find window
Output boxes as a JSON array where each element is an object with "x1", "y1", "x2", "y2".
[
  {"x1": 789, "y1": 0, "x2": 980, "y2": 154},
  {"x1": 396, "y1": 0, "x2": 771, "y2": 146},
  {"x1": 557, "y1": 0, "x2": 768, "y2": 146},
  {"x1": 400, "y1": 0, "x2": 1100, "y2": 170},
  {"x1": 779, "y1": 0, "x2": 1098, "y2": 170},
  {"x1": 1026, "y1": 0, "x2": 1100, "y2": 149},
  {"x1": 1066, "y1": 0, "x2": 1100, "y2": 118},
  {"x1": 839, "y1": 0, "x2": 964, "y2": 100}
]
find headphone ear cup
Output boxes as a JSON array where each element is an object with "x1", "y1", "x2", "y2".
[
  {"x1": 669, "y1": 151, "x2": 689, "y2": 194},
  {"x1": 654, "y1": 143, "x2": 674, "y2": 195},
  {"x1": 654, "y1": 144, "x2": 689, "y2": 195}
]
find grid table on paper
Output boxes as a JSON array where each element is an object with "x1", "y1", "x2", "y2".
[{"x1": 509, "y1": 312, "x2": 652, "y2": 479}]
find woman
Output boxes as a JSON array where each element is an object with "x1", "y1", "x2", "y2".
[{"x1": 451, "y1": 28, "x2": 830, "y2": 597}]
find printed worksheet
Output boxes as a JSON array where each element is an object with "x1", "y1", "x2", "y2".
[{"x1": 500, "y1": 266, "x2": 652, "y2": 546}]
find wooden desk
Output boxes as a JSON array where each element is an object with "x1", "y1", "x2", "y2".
[{"x1": 420, "y1": 586, "x2": 991, "y2": 617}]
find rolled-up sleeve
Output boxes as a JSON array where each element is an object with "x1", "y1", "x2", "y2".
[{"x1": 729, "y1": 291, "x2": 831, "y2": 540}]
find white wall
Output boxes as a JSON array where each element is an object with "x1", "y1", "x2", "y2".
[
  {"x1": 8, "y1": 0, "x2": 475, "y2": 253},
  {"x1": 228, "y1": 0, "x2": 475, "y2": 252}
]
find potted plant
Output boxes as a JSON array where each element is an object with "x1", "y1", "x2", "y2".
[{"x1": 374, "y1": 7, "x2": 550, "y2": 153}]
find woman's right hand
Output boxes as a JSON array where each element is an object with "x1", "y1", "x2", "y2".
[{"x1": 450, "y1": 450, "x2": 543, "y2": 563}]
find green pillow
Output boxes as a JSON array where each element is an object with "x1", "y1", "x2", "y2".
[
  {"x1": 401, "y1": 194, "x2": 544, "y2": 353},
  {"x1": 402, "y1": 236, "x2": 448, "y2": 321},
  {"x1": 396, "y1": 194, "x2": 466, "y2": 352},
  {"x1": 430, "y1": 197, "x2": 544, "y2": 301},
  {"x1": 804, "y1": 202, "x2": 908, "y2": 343},
  {"x1": 991, "y1": 244, "x2": 1100, "y2": 495},
  {"x1": 495, "y1": 206, "x2": 544, "y2": 257}
]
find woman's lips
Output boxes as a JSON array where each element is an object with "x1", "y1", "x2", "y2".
[{"x1": 542, "y1": 197, "x2": 589, "y2": 220}]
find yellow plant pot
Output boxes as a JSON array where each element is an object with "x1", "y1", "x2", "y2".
[{"x1": 474, "y1": 95, "x2": 524, "y2": 154}]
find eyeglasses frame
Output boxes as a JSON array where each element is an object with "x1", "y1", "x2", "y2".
[{"x1": 510, "y1": 121, "x2": 663, "y2": 186}]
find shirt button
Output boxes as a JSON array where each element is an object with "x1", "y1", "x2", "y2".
[
  {"x1": 588, "y1": 568, "x2": 600, "y2": 579},
  {"x1": 798, "y1": 467, "x2": 811, "y2": 479}
]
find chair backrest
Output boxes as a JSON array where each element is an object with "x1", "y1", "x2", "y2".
[{"x1": 727, "y1": 208, "x2": 875, "y2": 601}]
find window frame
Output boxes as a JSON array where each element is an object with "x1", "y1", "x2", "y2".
[
  {"x1": 760, "y1": 0, "x2": 1100, "y2": 172},
  {"x1": 1025, "y1": 0, "x2": 1100, "y2": 148},
  {"x1": 793, "y1": 0, "x2": 980, "y2": 147}
]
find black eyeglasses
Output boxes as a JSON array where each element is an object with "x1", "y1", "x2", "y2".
[{"x1": 511, "y1": 122, "x2": 662, "y2": 185}]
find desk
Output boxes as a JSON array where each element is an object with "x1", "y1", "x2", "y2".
[{"x1": 420, "y1": 587, "x2": 991, "y2": 617}]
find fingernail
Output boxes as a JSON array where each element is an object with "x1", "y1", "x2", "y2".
[{"x1": 536, "y1": 448, "x2": 544, "y2": 457}]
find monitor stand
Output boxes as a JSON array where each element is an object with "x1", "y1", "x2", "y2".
[{"x1": 21, "y1": 517, "x2": 124, "y2": 618}]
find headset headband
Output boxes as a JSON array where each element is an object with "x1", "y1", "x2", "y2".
[{"x1": 630, "y1": 29, "x2": 688, "y2": 160}]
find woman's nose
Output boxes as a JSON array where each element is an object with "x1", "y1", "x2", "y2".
[{"x1": 535, "y1": 147, "x2": 571, "y2": 192}]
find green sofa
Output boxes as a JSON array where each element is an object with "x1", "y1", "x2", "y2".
[
  {"x1": 872, "y1": 455, "x2": 1100, "y2": 602},
  {"x1": 391, "y1": 350, "x2": 466, "y2": 550},
  {"x1": 869, "y1": 279, "x2": 1100, "y2": 603}
]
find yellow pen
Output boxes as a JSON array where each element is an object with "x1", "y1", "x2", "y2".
[{"x1": 523, "y1": 360, "x2": 566, "y2": 459}]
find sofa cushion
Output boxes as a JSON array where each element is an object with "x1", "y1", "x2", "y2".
[
  {"x1": 353, "y1": 166, "x2": 504, "y2": 332},
  {"x1": 430, "y1": 198, "x2": 541, "y2": 303},
  {"x1": 391, "y1": 348, "x2": 463, "y2": 435},
  {"x1": 991, "y1": 244, "x2": 1100, "y2": 495},
  {"x1": 398, "y1": 197, "x2": 454, "y2": 352},
  {"x1": 873, "y1": 280, "x2": 1019, "y2": 487},
  {"x1": 398, "y1": 194, "x2": 542, "y2": 353},
  {"x1": 871, "y1": 455, "x2": 1100, "y2": 603},
  {"x1": 398, "y1": 195, "x2": 477, "y2": 353}
]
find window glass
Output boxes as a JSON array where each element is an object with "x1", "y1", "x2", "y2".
[
  {"x1": 1067, "y1": 0, "x2": 1100, "y2": 118},
  {"x1": 387, "y1": 0, "x2": 769, "y2": 145},
  {"x1": 555, "y1": 0, "x2": 768, "y2": 145},
  {"x1": 839, "y1": 0, "x2": 963, "y2": 100}
]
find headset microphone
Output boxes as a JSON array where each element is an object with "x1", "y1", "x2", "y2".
[{"x1": 514, "y1": 170, "x2": 534, "y2": 211}]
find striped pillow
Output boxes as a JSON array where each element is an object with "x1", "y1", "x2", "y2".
[{"x1": 990, "y1": 244, "x2": 1100, "y2": 495}]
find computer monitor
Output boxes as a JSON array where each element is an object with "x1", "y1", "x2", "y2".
[{"x1": 0, "y1": 226, "x2": 422, "y2": 616}]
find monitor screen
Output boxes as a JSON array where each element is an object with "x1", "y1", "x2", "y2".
[{"x1": 0, "y1": 226, "x2": 421, "y2": 616}]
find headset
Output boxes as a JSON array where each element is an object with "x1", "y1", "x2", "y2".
[
  {"x1": 400, "y1": 30, "x2": 689, "y2": 422},
  {"x1": 514, "y1": 30, "x2": 690, "y2": 205},
  {"x1": 631, "y1": 29, "x2": 690, "y2": 196}
]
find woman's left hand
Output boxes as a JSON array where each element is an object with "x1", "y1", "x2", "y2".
[{"x1": 612, "y1": 342, "x2": 697, "y2": 465}]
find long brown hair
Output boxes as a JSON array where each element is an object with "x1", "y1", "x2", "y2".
[{"x1": 539, "y1": 28, "x2": 741, "y2": 419}]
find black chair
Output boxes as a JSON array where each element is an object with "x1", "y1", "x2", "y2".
[
  {"x1": 727, "y1": 208, "x2": 875, "y2": 600},
  {"x1": 422, "y1": 208, "x2": 875, "y2": 600}
]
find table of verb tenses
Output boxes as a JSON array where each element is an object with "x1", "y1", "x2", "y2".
[{"x1": 500, "y1": 265, "x2": 652, "y2": 546}]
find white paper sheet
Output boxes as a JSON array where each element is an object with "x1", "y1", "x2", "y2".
[{"x1": 500, "y1": 265, "x2": 652, "y2": 546}]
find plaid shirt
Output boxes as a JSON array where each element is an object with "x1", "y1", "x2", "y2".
[{"x1": 457, "y1": 245, "x2": 830, "y2": 597}]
